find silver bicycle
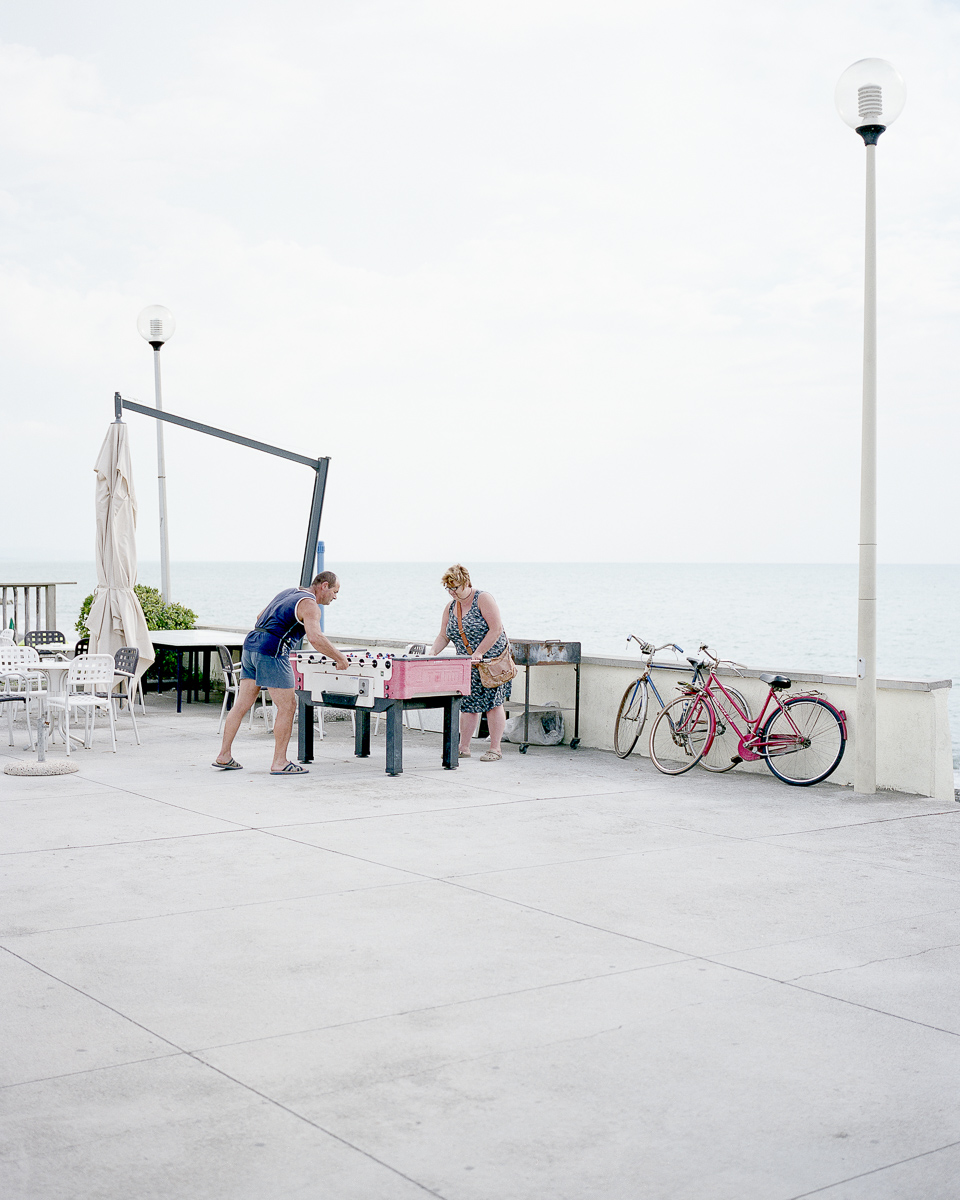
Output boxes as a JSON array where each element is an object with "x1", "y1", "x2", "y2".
[{"x1": 614, "y1": 635, "x2": 752, "y2": 772}]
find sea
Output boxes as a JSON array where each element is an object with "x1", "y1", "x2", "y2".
[{"x1": 4, "y1": 560, "x2": 958, "y2": 769}]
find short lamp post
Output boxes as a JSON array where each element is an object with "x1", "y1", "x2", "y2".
[
  {"x1": 136, "y1": 305, "x2": 176, "y2": 605},
  {"x1": 835, "y1": 59, "x2": 905, "y2": 795}
]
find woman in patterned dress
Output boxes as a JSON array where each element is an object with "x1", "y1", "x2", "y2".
[{"x1": 430, "y1": 564, "x2": 510, "y2": 761}]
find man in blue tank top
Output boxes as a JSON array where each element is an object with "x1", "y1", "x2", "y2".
[{"x1": 214, "y1": 571, "x2": 348, "y2": 775}]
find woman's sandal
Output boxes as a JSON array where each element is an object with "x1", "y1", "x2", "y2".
[
  {"x1": 459, "y1": 749, "x2": 471, "y2": 758},
  {"x1": 212, "y1": 758, "x2": 243, "y2": 770},
  {"x1": 480, "y1": 749, "x2": 502, "y2": 762},
  {"x1": 270, "y1": 761, "x2": 309, "y2": 775}
]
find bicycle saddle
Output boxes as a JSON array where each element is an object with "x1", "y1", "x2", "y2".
[
  {"x1": 759, "y1": 673, "x2": 791, "y2": 689},
  {"x1": 686, "y1": 656, "x2": 708, "y2": 668}
]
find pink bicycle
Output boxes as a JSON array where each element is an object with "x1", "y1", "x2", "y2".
[{"x1": 648, "y1": 646, "x2": 847, "y2": 786}]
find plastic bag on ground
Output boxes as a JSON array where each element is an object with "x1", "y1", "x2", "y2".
[{"x1": 503, "y1": 700, "x2": 564, "y2": 746}]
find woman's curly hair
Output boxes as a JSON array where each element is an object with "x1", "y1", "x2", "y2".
[{"x1": 441, "y1": 563, "x2": 472, "y2": 590}]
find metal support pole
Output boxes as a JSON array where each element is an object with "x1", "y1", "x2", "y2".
[
  {"x1": 300, "y1": 460, "x2": 330, "y2": 588},
  {"x1": 856, "y1": 143, "x2": 878, "y2": 795},
  {"x1": 316, "y1": 540, "x2": 325, "y2": 631},
  {"x1": 153, "y1": 348, "x2": 172, "y2": 604}
]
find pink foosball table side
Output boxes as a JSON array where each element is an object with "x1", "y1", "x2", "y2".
[{"x1": 384, "y1": 656, "x2": 472, "y2": 699}]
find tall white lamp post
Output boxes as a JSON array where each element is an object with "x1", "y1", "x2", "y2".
[
  {"x1": 835, "y1": 59, "x2": 905, "y2": 795},
  {"x1": 136, "y1": 305, "x2": 177, "y2": 604}
]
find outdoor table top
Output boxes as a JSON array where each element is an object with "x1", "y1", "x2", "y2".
[{"x1": 149, "y1": 629, "x2": 246, "y2": 648}]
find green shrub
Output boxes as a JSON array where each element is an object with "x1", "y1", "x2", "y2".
[
  {"x1": 75, "y1": 586, "x2": 197, "y2": 681},
  {"x1": 76, "y1": 585, "x2": 197, "y2": 638}
]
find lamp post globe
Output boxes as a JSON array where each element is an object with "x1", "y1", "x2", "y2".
[
  {"x1": 136, "y1": 304, "x2": 176, "y2": 351},
  {"x1": 137, "y1": 305, "x2": 176, "y2": 603},
  {"x1": 835, "y1": 58, "x2": 906, "y2": 143},
  {"x1": 836, "y1": 59, "x2": 904, "y2": 796}
]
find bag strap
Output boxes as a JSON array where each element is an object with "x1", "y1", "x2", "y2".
[
  {"x1": 456, "y1": 596, "x2": 510, "y2": 660},
  {"x1": 455, "y1": 601, "x2": 474, "y2": 655}
]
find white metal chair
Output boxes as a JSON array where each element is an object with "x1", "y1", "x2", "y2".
[
  {"x1": 46, "y1": 654, "x2": 118, "y2": 754},
  {"x1": 109, "y1": 647, "x2": 142, "y2": 745},
  {"x1": 0, "y1": 646, "x2": 44, "y2": 748}
]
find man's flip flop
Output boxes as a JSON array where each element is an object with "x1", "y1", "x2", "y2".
[
  {"x1": 212, "y1": 758, "x2": 243, "y2": 770},
  {"x1": 270, "y1": 762, "x2": 309, "y2": 775}
]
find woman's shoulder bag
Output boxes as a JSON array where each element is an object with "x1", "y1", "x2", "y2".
[{"x1": 456, "y1": 599, "x2": 518, "y2": 688}]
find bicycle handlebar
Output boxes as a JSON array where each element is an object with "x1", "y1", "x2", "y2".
[
  {"x1": 698, "y1": 644, "x2": 746, "y2": 675},
  {"x1": 628, "y1": 635, "x2": 684, "y2": 658}
]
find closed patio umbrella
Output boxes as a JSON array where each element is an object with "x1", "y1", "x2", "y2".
[{"x1": 87, "y1": 422, "x2": 155, "y2": 678}]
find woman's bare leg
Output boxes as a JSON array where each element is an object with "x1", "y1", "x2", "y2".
[
  {"x1": 486, "y1": 704, "x2": 506, "y2": 753},
  {"x1": 459, "y1": 711, "x2": 481, "y2": 753}
]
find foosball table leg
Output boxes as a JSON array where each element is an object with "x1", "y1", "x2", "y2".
[
  {"x1": 297, "y1": 695, "x2": 313, "y2": 763},
  {"x1": 442, "y1": 697, "x2": 460, "y2": 770},
  {"x1": 355, "y1": 709, "x2": 371, "y2": 758},
  {"x1": 384, "y1": 702, "x2": 403, "y2": 776}
]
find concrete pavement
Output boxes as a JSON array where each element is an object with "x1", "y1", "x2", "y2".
[{"x1": 2, "y1": 696, "x2": 959, "y2": 1199}]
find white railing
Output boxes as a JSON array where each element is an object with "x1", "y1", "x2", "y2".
[{"x1": 0, "y1": 580, "x2": 75, "y2": 639}]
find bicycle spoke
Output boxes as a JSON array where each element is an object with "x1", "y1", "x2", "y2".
[
  {"x1": 614, "y1": 678, "x2": 648, "y2": 758},
  {"x1": 649, "y1": 694, "x2": 715, "y2": 775},
  {"x1": 699, "y1": 685, "x2": 750, "y2": 774},
  {"x1": 761, "y1": 698, "x2": 845, "y2": 786}
]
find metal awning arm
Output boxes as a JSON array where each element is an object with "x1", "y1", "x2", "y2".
[
  {"x1": 115, "y1": 394, "x2": 320, "y2": 469},
  {"x1": 115, "y1": 392, "x2": 330, "y2": 588}
]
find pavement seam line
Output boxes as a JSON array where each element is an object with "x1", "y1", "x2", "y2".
[
  {"x1": 180, "y1": 1053, "x2": 453, "y2": 1199},
  {"x1": 785, "y1": 1136, "x2": 960, "y2": 1198},
  {"x1": 0, "y1": 946, "x2": 450, "y2": 1197},
  {"x1": 188, "y1": 960, "x2": 693, "y2": 1054},
  {"x1": 0, "y1": 877, "x2": 425, "y2": 936}
]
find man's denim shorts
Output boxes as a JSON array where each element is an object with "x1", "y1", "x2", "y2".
[{"x1": 240, "y1": 646, "x2": 295, "y2": 690}]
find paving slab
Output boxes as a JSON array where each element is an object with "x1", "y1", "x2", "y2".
[
  {"x1": 0, "y1": 789, "x2": 242, "y2": 854},
  {"x1": 562, "y1": 756, "x2": 953, "y2": 840},
  {"x1": 0, "y1": 828, "x2": 416, "y2": 935},
  {"x1": 454, "y1": 839, "x2": 960, "y2": 956},
  {"x1": 0, "y1": 1055, "x2": 435, "y2": 1200},
  {"x1": 7, "y1": 880, "x2": 680, "y2": 1049},
  {"x1": 758, "y1": 809, "x2": 960, "y2": 880},
  {"x1": 196, "y1": 959, "x2": 960, "y2": 1200},
  {"x1": 784, "y1": 941, "x2": 960, "y2": 1035},
  {"x1": 800, "y1": 1141, "x2": 960, "y2": 1199},
  {"x1": 713, "y1": 906, "x2": 960, "y2": 983},
  {"x1": 129, "y1": 768, "x2": 534, "y2": 827},
  {"x1": 0, "y1": 949, "x2": 175, "y2": 1087},
  {"x1": 269, "y1": 792, "x2": 729, "y2": 877}
]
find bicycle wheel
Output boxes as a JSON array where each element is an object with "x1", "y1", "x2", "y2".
[
  {"x1": 761, "y1": 697, "x2": 845, "y2": 786},
  {"x1": 614, "y1": 678, "x2": 648, "y2": 758},
  {"x1": 700, "y1": 686, "x2": 752, "y2": 773},
  {"x1": 649, "y1": 693, "x2": 715, "y2": 775}
]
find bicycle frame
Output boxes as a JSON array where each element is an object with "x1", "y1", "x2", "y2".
[
  {"x1": 696, "y1": 668, "x2": 847, "y2": 762},
  {"x1": 624, "y1": 637, "x2": 699, "y2": 713}
]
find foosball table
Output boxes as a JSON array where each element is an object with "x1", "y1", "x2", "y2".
[{"x1": 292, "y1": 649, "x2": 473, "y2": 775}]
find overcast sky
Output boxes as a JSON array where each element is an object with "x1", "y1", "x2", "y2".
[{"x1": 1, "y1": 0, "x2": 958, "y2": 564}]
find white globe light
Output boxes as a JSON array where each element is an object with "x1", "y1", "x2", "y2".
[
  {"x1": 137, "y1": 305, "x2": 176, "y2": 346},
  {"x1": 835, "y1": 59, "x2": 905, "y2": 134}
]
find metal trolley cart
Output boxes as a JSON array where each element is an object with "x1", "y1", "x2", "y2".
[{"x1": 504, "y1": 639, "x2": 581, "y2": 753}]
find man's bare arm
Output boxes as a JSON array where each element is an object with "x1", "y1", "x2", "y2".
[{"x1": 298, "y1": 598, "x2": 349, "y2": 669}]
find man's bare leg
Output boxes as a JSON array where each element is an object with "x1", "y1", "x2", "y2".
[
  {"x1": 268, "y1": 687, "x2": 298, "y2": 772},
  {"x1": 217, "y1": 678, "x2": 261, "y2": 764}
]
